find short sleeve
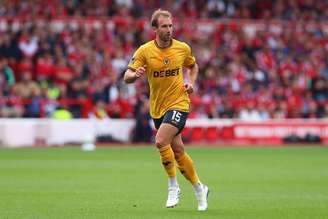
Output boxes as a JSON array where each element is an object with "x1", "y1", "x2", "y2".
[
  {"x1": 183, "y1": 43, "x2": 196, "y2": 68},
  {"x1": 128, "y1": 46, "x2": 146, "y2": 71}
]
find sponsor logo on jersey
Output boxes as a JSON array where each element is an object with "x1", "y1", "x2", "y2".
[{"x1": 153, "y1": 68, "x2": 179, "y2": 78}]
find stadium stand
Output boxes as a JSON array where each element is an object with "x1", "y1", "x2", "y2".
[{"x1": 0, "y1": 0, "x2": 327, "y2": 120}]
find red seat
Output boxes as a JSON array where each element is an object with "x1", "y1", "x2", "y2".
[
  {"x1": 205, "y1": 127, "x2": 218, "y2": 142},
  {"x1": 221, "y1": 126, "x2": 234, "y2": 139},
  {"x1": 190, "y1": 127, "x2": 204, "y2": 142},
  {"x1": 181, "y1": 127, "x2": 192, "y2": 142}
]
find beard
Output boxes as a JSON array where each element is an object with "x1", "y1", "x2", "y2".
[{"x1": 160, "y1": 33, "x2": 171, "y2": 42}]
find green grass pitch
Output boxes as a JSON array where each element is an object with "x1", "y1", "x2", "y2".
[{"x1": 0, "y1": 146, "x2": 328, "y2": 219}]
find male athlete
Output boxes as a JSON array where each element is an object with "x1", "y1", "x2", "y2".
[{"x1": 124, "y1": 9, "x2": 209, "y2": 211}]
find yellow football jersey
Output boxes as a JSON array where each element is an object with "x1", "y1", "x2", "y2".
[{"x1": 128, "y1": 39, "x2": 196, "y2": 119}]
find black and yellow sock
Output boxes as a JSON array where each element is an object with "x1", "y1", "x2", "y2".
[
  {"x1": 159, "y1": 145, "x2": 176, "y2": 177},
  {"x1": 176, "y1": 153, "x2": 200, "y2": 185}
]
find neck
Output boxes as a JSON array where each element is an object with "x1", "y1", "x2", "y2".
[{"x1": 155, "y1": 37, "x2": 172, "y2": 49}]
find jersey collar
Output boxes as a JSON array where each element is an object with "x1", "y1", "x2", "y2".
[{"x1": 154, "y1": 39, "x2": 173, "y2": 49}]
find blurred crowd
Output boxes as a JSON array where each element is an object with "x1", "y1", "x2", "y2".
[
  {"x1": 1, "y1": 0, "x2": 328, "y2": 21},
  {"x1": 0, "y1": 0, "x2": 328, "y2": 120}
]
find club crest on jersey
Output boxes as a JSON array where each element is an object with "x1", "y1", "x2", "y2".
[{"x1": 163, "y1": 57, "x2": 170, "y2": 65}]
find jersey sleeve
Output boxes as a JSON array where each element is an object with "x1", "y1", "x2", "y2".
[
  {"x1": 128, "y1": 46, "x2": 146, "y2": 71},
  {"x1": 183, "y1": 43, "x2": 196, "y2": 68}
]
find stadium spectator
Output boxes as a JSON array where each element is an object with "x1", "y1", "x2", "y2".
[
  {"x1": 131, "y1": 97, "x2": 152, "y2": 143},
  {"x1": 52, "y1": 105, "x2": 73, "y2": 120},
  {"x1": 2, "y1": 0, "x2": 328, "y2": 21},
  {"x1": 238, "y1": 101, "x2": 263, "y2": 121},
  {"x1": 0, "y1": 57, "x2": 15, "y2": 95},
  {"x1": 89, "y1": 100, "x2": 109, "y2": 119}
]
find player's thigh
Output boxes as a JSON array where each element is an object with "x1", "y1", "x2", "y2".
[
  {"x1": 155, "y1": 123, "x2": 179, "y2": 147},
  {"x1": 171, "y1": 134, "x2": 185, "y2": 158},
  {"x1": 162, "y1": 110, "x2": 188, "y2": 135},
  {"x1": 155, "y1": 110, "x2": 188, "y2": 148}
]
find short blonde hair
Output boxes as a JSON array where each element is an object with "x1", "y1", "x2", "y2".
[{"x1": 150, "y1": 9, "x2": 172, "y2": 28}]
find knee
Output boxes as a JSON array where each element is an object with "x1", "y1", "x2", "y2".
[
  {"x1": 155, "y1": 136, "x2": 168, "y2": 149},
  {"x1": 173, "y1": 146, "x2": 185, "y2": 160}
]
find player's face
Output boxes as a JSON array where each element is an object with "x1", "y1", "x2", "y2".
[{"x1": 156, "y1": 16, "x2": 173, "y2": 43}]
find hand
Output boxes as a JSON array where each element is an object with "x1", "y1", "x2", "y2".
[
  {"x1": 184, "y1": 83, "x2": 194, "y2": 94},
  {"x1": 135, "y1": 65, "x2": 146, "y2": 78}
]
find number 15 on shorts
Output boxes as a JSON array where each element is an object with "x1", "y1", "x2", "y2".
[{"x1": 172, "y1": 110, "x2": 182, "y2": 122}]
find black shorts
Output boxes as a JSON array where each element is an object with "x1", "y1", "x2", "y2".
[{"x1": 153, "y1": 110, "x2": 189, "y2": 134}]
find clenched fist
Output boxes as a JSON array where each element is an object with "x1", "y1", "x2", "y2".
[
  {"x1": 135, "y1": 65, "x2": 147, "y2": 78},
  {"x1": 184, "y1": 83, "x2": 194, "y2": 94}
]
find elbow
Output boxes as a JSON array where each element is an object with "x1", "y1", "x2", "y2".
[
  {"x1": 193, "y1": 63, "x2": 199, "y2": 71},
  {"x1": 123, "y1": 69, "x2": 138, "y2": 83},
  {"x1": 190, "y1": 63, "x2": 199, "y2": 74},
  {"x1": 123, "y1": 76, "x2": 129, "y2": 83},
  {"x1": 124, "y1": 76, "x2": 133, "y2": 84},
  {"x1": 188, "y1": 63, "x2": 198, "y2": 72},
  {"x1": 123, "y1": 71, "x2": 131, "y2": 83}
]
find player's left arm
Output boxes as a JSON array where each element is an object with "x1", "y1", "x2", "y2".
[
  {"x1": 183, "y1": 43, "x2": 198, "y2": 94},
  {"x1": 184, "y1": 63, "x2": 199, "y2": 94}
]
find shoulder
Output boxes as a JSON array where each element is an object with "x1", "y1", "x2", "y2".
[
  {"x1": 173, "y1": 39, "x2": 191, "y2": 51},
  {"x1": 173, "y1": 39, "x2": 191, "y2": 53},
  {"x1": 140, "y1": 41, "x2": 155, "y2": 51},
  {"x1": 134, "y1": 41, "x2": 156, "y2": 55}
]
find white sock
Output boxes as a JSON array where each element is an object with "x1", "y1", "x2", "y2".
[
  {"x1": 193, "y1": 182, "x2": 203, "y2": 193},
  {"x1": 168, "y1": 176, "x2": 178, "y2": 188}
]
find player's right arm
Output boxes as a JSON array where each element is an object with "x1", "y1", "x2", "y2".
[
  {"x1": 124, "y1": 46, "x2": 146, "y2": 84},
  {"x1": 124, "y1": 66, "x2": 146, "y2": 83}
]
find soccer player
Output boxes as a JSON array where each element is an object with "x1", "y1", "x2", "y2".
[{"x1": 124, "y1": 9, "x2": 209, "y2": 211}]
